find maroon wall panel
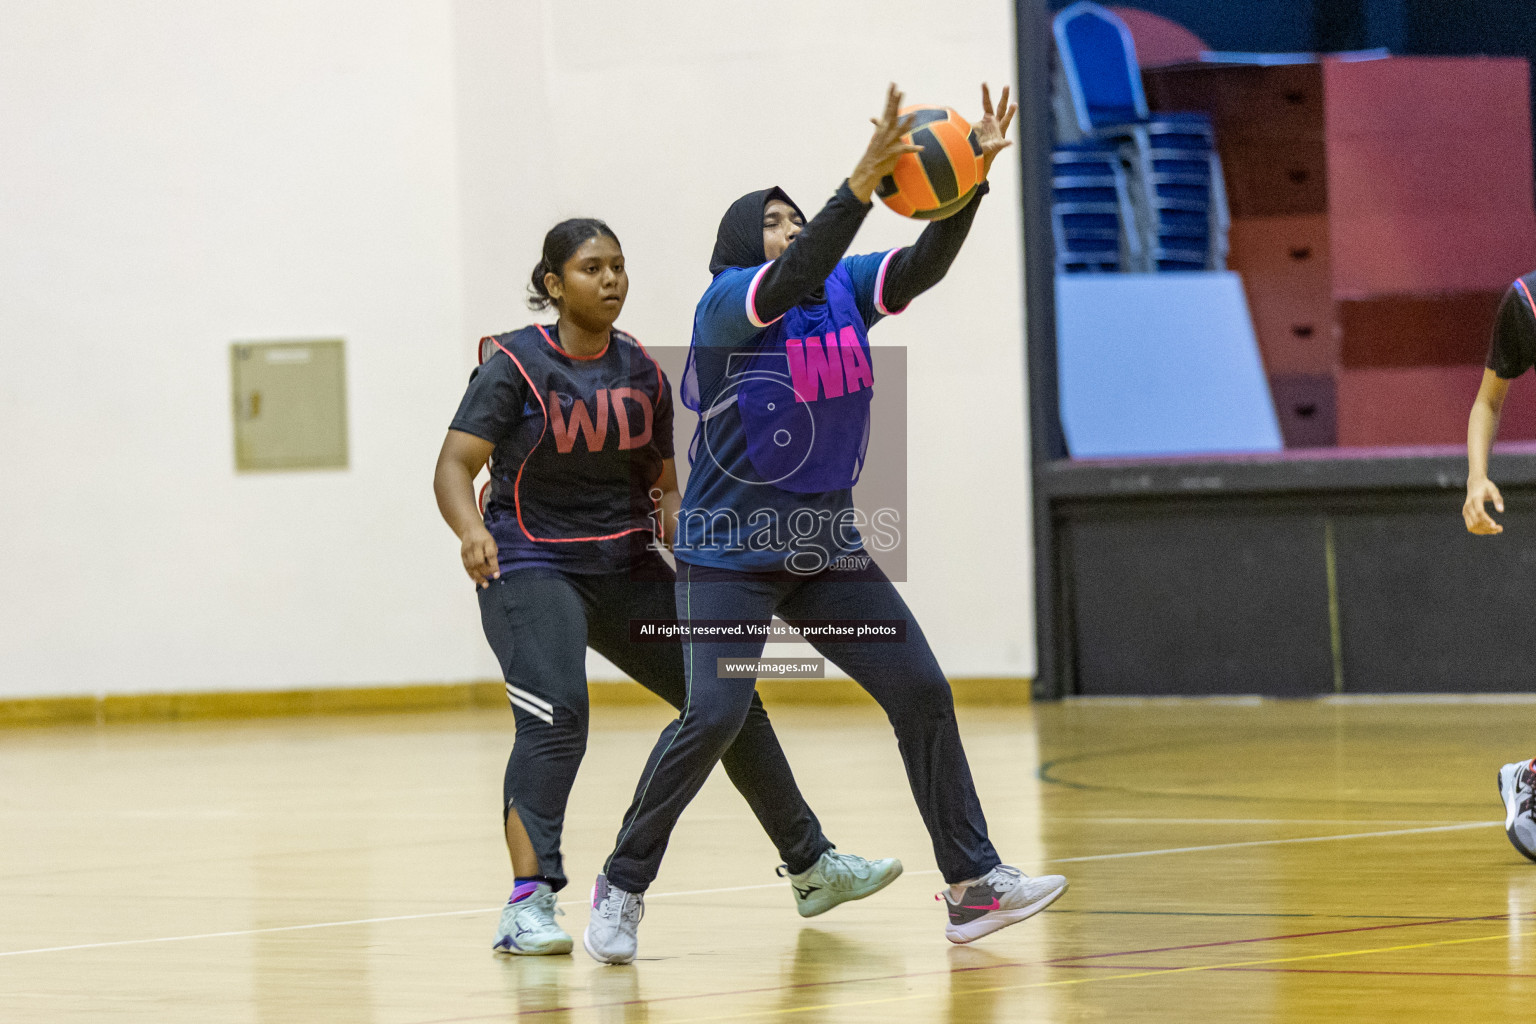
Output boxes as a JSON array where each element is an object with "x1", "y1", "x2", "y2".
[
  {"x1": 1338, "y1": 365, "x2": 1536, "y2": 445},
  {"x1": 1330, "y1": 212, "x2": 1536, "y2": 297},
  {"x1": 1338, "y1": 291, "x2": 1504, "y2": 368},
  {"x1": 1322, "y1": 56, "x2": 1531, "y2": 141}
]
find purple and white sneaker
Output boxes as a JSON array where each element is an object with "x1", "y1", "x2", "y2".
[
  {"x1": 1498, "y1": 758, "x2": 1536, "y2": 863},
  {"x1": 940, "y1": 864, "x2": 1068, "y2": 944},
  {"x1": 492, "y1": 882, "x2": 571, "y2": 955}
]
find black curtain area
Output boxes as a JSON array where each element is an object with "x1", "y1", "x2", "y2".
[
  {"x1": 1401, "y1": 0, "x2": 1536, "y2": 55},
  {"x1": 1312, "y1": 0, "x2": 1367, "y2": 51},
  {"x1": 1054, "y1": 0, "x2": 1536, "y2": 60},
  {"x1": 1045, "y1": 0, "x2": 1316, "y2": 53}
]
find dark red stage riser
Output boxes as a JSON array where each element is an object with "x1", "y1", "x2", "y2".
[{"x1": 1146, "y1": 55, "x2": 1536, "y2": 448}]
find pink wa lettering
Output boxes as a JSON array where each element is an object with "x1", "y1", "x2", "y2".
[{"x1": 785, "y1": 326, "x2": 874, "y2": 403}]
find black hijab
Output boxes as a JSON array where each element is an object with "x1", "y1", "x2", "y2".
[{"x1": 708, "y1": 187, "x2": 805, "y2": 275}]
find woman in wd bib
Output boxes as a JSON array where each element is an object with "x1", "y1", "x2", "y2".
[
  {"x1": 586, "y1": 85, "x2": 1068, "y2": 964},
  {"x1": 434, "y1": 219, "x2": 896, "y2": 958}
]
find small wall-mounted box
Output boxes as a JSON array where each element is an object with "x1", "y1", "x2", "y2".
[{"x1": 230, "y1": 340, "x2": 348, "y2": 472}]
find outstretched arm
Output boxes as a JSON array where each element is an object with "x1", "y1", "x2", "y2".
[
  {"x1": 750, "y1": 85, "x2": 922, "y2": 324},
  {"x1": 1465, "y1": 369, "x2": 1511, "y2": 535},
  {"x1": 878, "y1": 84, "x2": 1016, "y2": 312},
  {"x1": 1466, "y1": 282, "x2": 1536, "y2": 534},
  {"x1": 879, "y1": 184, "x2": 988, "y2": 312}
]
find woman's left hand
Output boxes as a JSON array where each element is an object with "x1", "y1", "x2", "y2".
[{"x1": 974, "y1": 83, "x2": 1017, "y2": 177}]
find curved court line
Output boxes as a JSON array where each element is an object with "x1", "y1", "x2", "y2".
[
  {"x1": 1044, "y1": 909, "x2": 1520, "y2": 963},
  {"x1": 1038, "y1": 747, "x2": 1495, "y2": 809},
  {"x1": 1048, "y1": 820, "x2": 1498, "y2": 864},
  {"x1": 0, "y1": 821, "x2": 1501, "y2": 959}
]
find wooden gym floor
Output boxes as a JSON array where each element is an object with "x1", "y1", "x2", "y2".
[{"x1": 3, "y1": 695, "x2": 1535, "y2": 1022}]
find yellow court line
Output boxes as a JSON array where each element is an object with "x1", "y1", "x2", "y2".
[
  {"x1": 0, "y1": 677, "x2": 1032, "y2": 726},
  {"x1": 673, "y1": 926, "x2": 1536, "y2": 1022}
]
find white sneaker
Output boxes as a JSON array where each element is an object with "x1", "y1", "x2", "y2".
[
  {"x1": 779, "y1": 849, "x2": 903, "y2": 918},
  {"x1": 941, "y1": 864, "x2": 1068, "y2": 944},
  {"x1": 1498, "y1": 759, "x2": 1536, "y2": 863},
  {"x1": 582, "y1": 874, "x2": 644, "y2": 965},
  {"x1": 491, "y1": 884, "x2": 572, "y2": 955}
]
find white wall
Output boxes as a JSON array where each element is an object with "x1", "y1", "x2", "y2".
[
  {"x1": 0, "y1": 1, "x2": 477, "y2": 697},
  {"x1": 452, "y1": 0, "x2": 1036, "y2": 683},
  {"x1": 0, "y1": 0, "x2": 1034, "y2": 699}
]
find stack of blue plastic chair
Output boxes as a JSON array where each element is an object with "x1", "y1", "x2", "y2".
[
  {"x1": 1051, "y1": 140, "x2": 1140, "y2": 273},
  {"x1": 1141, "y1": 118, "x2": 1219, "y2": 270},
  {"x1": 1051, "y1": 1, "x2": 1229, "y2": 273}
]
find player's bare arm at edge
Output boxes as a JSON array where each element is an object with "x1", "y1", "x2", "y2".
[
  {"x1": 435, "y1": 428, "x2": 501, "y2": 586},
  {"x1": 1465, "y1": 368, "x2": 1511, "y2": 535},
  {"x1": 653, "y1": 458, "x2": 681, "y2": 550}
]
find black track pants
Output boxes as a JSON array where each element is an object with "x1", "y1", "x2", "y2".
[
  {"x1": 477, "y1": 552, "x2": 832, "y2": 890},
  {"x1": 602, "y1": 555, "x2": 1000, "y2": 892}
]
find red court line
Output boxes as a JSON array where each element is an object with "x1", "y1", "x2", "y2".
[
  {"x1": 413, "y1": 914, "x2": 1533, "y2": 1022},
  {"x1": 1045, "y1": 912, "x2": 1518, "y2": 963},
  {"x1": 413, "y1": 961, "x2": 1033, "y2": 1021},
  {"x1": 1223, "y1": 965, "x2": 1536, "y2": 979}
]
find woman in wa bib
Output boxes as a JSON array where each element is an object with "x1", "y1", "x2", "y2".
[{"x1": 587, "y1": 84, "x2": 1070, "y2": 963}]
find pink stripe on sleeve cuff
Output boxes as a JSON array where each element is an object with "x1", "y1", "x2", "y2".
[
  {"x1": 746, "y1": 263, "x2": 784, "y2": 328},
  {"x1": 875, "y1": 248, "x2": 904, "y2": 316}
]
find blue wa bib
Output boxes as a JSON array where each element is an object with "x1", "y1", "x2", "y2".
[{"x1": 685, "y1": 264, "x2": 875, "y2": 494}]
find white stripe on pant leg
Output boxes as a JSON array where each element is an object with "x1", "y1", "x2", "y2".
[
  {"x1": 506, "y1": 683, "x2": 554, "y2": 714},
  {"x1": 507, "y1": 694, "x2": 553, "y2": 724},
  {"x1": 506, "y1": 692, "x2": 554, "y2": 724},
  {"x1": 504, "y1": 682, "x2": 554, "y2": 715}
]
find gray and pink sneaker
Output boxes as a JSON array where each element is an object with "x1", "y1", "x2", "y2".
[
  {"x1": 1498, "y1": 759, "x2": 1536, "y2": 863},
  {"x1": 583, "y1": 874, "x2": 644, "y2": 965},
  {"x1": 940, "y1": 864, "x2": 1068, "y2": 944}
]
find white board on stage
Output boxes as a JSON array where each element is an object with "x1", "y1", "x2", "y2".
[{"x1": 1056, "y1": 272, "x2": 1283, "y2": 458}]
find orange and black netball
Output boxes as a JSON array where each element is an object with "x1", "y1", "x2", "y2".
[{"x1": 876, "y1": 105, "x2": 985, "y2": 221}]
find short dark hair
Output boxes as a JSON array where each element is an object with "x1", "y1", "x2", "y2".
[{"x1": 528, "y1": 218, "x2": 621, "y2": 310}]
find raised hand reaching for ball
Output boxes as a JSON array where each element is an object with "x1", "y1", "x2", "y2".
[
  {"x1": 848, "y1": 83, "x2": 924, "y2": 203},
  {"x1": 974, "y1": 83, "x2": 1017, "y2": 178}
]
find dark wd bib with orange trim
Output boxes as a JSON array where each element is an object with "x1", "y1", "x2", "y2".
[{"x1": 452, "y1": 324, "x2": 674, "y2": 574}]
